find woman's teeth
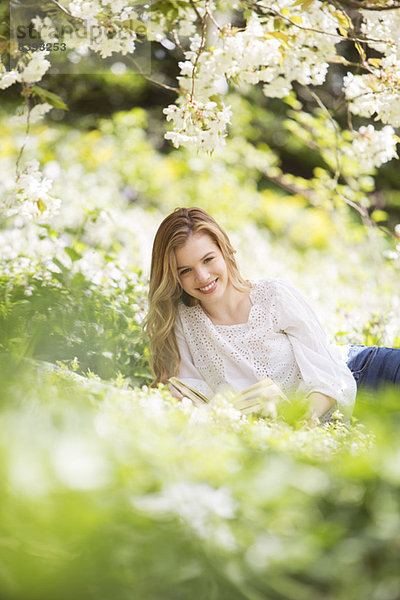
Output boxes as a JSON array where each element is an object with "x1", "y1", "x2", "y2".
[{"x1": 199, "y1": 279, "x2": 217, "y2": 292}]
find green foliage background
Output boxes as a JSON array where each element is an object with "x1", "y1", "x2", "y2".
[{"x1": 1, "y1": 29, "x2": 400, "y2": 599}]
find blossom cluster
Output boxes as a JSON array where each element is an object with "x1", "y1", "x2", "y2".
[
  {"x1": 345, "y1": 124, "x2": 399, "y2": 173},
  {"x1": 343, "y1": 58, "x2": 400, "y2": 128},
  {"x1": 32, "y1": 5, "x2": 138, "y2": 59},
  {"x1": 168, "y1": 6, "x2": 342, "y2": 150},
  {"x1": 360, "y1": 9, "x2": 400, "y2": 58},
  {"x1": 163, "y1": 98, "x2": 232, "y2": 152},
  {"x1": 0, "y1": 51, "x2": 51, "y2": 90},
  {"x1": 1, "y1": 0, "x2": 400, "y2": 158},
  {"x1": 160, "y1": 1, "x2": 400, "y2": 152},
  {"x1": 6, "y1": 159, "x2": 62, "y2": 223},
  {"x1": 1, "y1": 0, "x2": 140, "y2": 94}
]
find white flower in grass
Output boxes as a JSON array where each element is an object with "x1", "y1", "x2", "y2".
[
  {"x1": 12, "y1": 159, "x2": 61, "y2": 223},
  {"x1": 72, "y1": 248, "x2": 104, "y2": 285},
  {"x1": 163, "y1": 98, "x2": 232, "y2": 152},
  {"x1": 52, "y1": 434, "x2": 110, "y2": 490},
  {"x1": 132, "y1": 481, "x2": 236, "y2": 544},
  {"x1": 209, "y1": 395, "x2": 246, "y2": 429}
]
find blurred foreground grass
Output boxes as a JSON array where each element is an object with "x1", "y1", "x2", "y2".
[
  {"x1": 1, "y1": 356, "x2": 400, "y2": 600},
  {"x1": 2, "y1": 100, "x2": 400, "y2": 599}
]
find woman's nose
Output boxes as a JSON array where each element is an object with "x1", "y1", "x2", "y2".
[{"x1": 195, "y1": 266, "x2": 210, "y2": 283}]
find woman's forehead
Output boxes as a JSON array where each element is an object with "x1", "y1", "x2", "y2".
[{"x1": 175, "y1": 232, "x2": 219, "y2": 261}]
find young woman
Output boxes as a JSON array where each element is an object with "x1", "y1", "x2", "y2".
[{"x1": 144, "y1": 207, "x2": 400, "y2": 423}]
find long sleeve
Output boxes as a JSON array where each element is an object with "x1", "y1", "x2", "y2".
[
  {"x1": 274, "y1": 279, "x2": 356, "y2": 421},
  {"x1": 174, "y1": 312, "x2": 215, "y2": 398}
]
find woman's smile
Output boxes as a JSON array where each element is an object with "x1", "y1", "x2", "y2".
[{"x1": 198, "y1": 278, "x2": 218, "y2": 293}]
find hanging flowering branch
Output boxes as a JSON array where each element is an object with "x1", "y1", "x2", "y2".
[{"x1": 0, "y1": 0, "x2": 400, "y2": 233}]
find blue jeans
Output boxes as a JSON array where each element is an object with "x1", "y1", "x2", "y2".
[{"x1": 346, "y1": 344, "x2": 400, "y2": 393}]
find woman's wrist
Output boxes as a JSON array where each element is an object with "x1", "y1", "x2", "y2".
[{"x1": 307, "y1": 391, "x2": 336, "y2": 419}]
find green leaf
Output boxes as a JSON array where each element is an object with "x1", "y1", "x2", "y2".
[
  {"x1": 371, "y1": 210, "x2": 388, "y2": 222},
  {"x1": 290, "y1": 0, "x2": 315, "y2": 8},
  {"x1": 50, "y1": 257, "x2": 69, "y2": 274},
  {"x1": 65, "y1": 247, "x2": 82, "y2": 262},
  {"x1": 37, "y1": 198, "x2": 46, "y2": 214},
  {"x1": 32, "y1": 86, "x2": 69, "y2": 111},
  {"x1": 264, "y1": 31, "x2": 291, "y2": 44},
  {"x1": 71, "y1": 272, "x2": 86, "y2": 289}
]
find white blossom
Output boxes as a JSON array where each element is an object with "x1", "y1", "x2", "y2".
[
  {"x1": 145, "y1": 18, "x2": 166, "y2": 42},
  {"x1": 30, "y1": 102, "x2": 53, "y2": 123},
  {"x1": 31, "y1": 16, "x2": 58, "y2": 43},
  {"x1": 167, "y1": 6, "x2": 341, "y2": 149},
  {"x1": 346, "y1": 125, "x2": 398, "y2": 172},
  {"x1": 68, "y1": 0, "x2": 101, "y2": 23},
  {"x1": 11, "y1": 102, "x2": 51, "y2": 126},
  {"x1": 361, "y1": 10, "x2": 400, "y2": 58},
  {"x1": 89, "y1": 26, "x2": 136, "y2": 58},
  {"x1": 67, "y1": 0, "x2": 139, "y2": 26},
  {"x1": 132, "y1": 481, "x2": 236, "y2": 543},
  {"x1": 163, "y1": 98, "x2": 232, "y2": 152},
  {"x1": 0, "y1": 66, "x2": 21, "y2": 90},
  {"x1": 8, "y1": 159, "x2": 62, "y2": 224},
  {"x1": 14, "y1": 102, "x2": 52, "y2": 125},
  {"x1": 20, "y1": 51, "x2": 51, "y2": 84},
  {"x1": 343, "y1": 61, "x2": 400, "y2": 127}
]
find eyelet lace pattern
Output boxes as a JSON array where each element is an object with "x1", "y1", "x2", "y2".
[
  {"x1": 177, "y1": 278, "x2": 356, "y2": 420},
  {"x1": 178, "y1": 280, "x2": 304, "y2": 394}
]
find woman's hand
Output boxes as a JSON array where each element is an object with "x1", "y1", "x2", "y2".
[
  {"x1": 232, "y1": 379, "x2": 288, "y2": 415},
  {"x1": 168, "y1": 385, "x2": 184, "y2": 400},
  {"x1": 307, "y1": 391, "x2": 336, "y2": 420}
]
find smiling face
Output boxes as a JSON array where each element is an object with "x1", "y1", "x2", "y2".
[{"x1": 175, "y1": 232, "x2": 230, "y2": 304}]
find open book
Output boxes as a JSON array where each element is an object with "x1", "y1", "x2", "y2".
[{"x1": 168, "y1": 376, "x2": 289, "y2": 414}]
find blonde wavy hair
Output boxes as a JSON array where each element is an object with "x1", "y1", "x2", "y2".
[{"x1": 143, "y1": 207, "x2": 251, "y2": 387}]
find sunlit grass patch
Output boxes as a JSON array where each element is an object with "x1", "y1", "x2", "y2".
[{"x1": 1, "y1": 360, "x2": 399, "y2": 600}]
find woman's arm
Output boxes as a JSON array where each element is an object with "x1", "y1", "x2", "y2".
[
  {"x1": 275, "y1": 279, "x2": 356, "y2": 422},
  {"x1": 308, "y1": 391, "x2": 335, "y2": 419},
  {"x1": 174, "y1": 312, "x2": 215, "y2": 398}
]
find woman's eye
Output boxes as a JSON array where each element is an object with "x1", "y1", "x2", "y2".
[
  {"x1": 204, "y1": 257, "x2": 214, "y2": 263},
  {"x1": 180, "y1": 269, "x2": 190, "y2": 276}
]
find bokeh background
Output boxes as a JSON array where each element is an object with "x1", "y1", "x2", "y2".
[{"x1": 1, "y1": 2, "x2": 400, "y2": 598}]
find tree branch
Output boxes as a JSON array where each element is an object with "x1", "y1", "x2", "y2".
[
  {"x1": 265, "y1": 172, "x2": 397, "y2": 240},
  {"x1": 249, "y1": 0, "x2": 393, "y2": 46},
  {"x1": 16, "y1": 85, "x2": 32, "y2": 178},
  {"x1": 307, "y1": 88, "x2": 342, "y2": 186},
  {"x1": 47, "y1": 0, "x2": 86, "y2": 22},
  {"x1": 172, "y1": 28, "x2": 185, "y2": 54},
  {"x1": 126, "y1": 56, "x2": 179, "y2": 93},
  {"x1": 329, "y1": 0, "x2": 400, "y2": 11},
  {"x1": 190, "y1": 2, "x2": 208, "y2": 101},
  {"x1": 189, "y1": 0, "x2": 203, "y2": 22}
]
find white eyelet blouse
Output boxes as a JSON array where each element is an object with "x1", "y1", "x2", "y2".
[{"x1": 174, "y1": 278, "x2": 357, "y2": 422}]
